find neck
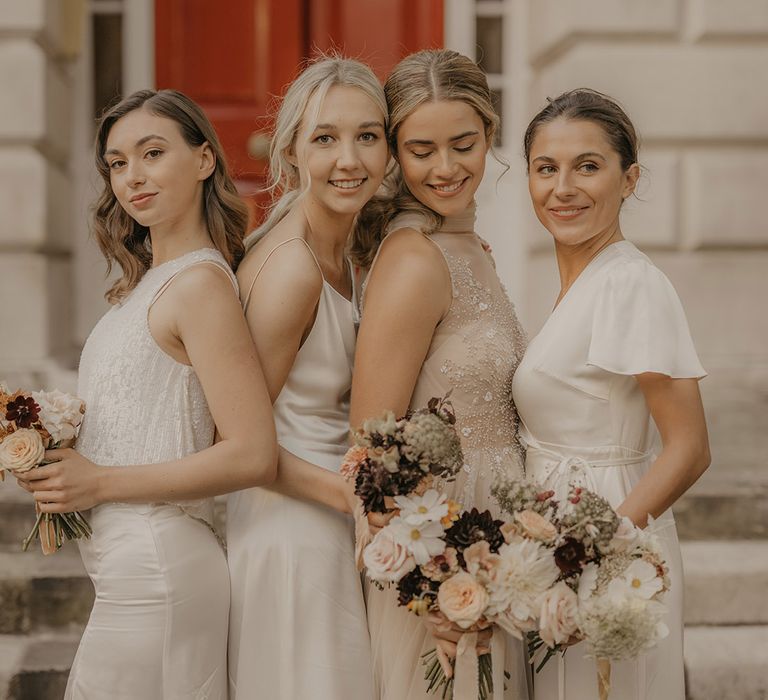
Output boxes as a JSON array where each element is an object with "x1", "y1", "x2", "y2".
[
  {"x1": 554, "y1": 223, "x2": 624, "y2": 296},
  {"x1": 148, "y1": 214, "x2": 213, "y2": 267},
  {"x1": 300, "y1": 195, "x2": 355, "y2": 266}
]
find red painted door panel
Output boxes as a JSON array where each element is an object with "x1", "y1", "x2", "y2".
[{"x1": 155, "y1": 0, "x2": 443, "y2": 223}]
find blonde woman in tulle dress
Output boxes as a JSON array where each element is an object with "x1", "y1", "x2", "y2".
[{"x1": 349, "y1": 49, "x2": 531, "y2": 700}]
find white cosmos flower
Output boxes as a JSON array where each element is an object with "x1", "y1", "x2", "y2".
[
  {"x1": 394, "y1": 489, "x2": 448, "y2": 526},
  {"x1": 389, "y1": 516, "x2": 446, "y2": 565},
  {"x1": 608, "y1": 559, "x2": 663, "y2": 602}
]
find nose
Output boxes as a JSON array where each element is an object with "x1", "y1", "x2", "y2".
[
  {"x1": 433, "y1": 149, "x2": 460, "y2": 180},
  {"x1": 336, "y1": 139, "x2": 362, "y2": 171},
  {"x1": 553, "y1": 169, "x2": 576, "y2": 198},
  {"x1": 125, "y1": 159, "x2": 146, "y2": 188}
]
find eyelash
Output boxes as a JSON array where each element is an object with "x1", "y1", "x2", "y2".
[
  {"x1": 411, "y1": 143, "x2": 475, "y2": 159},
  {"x1": 537, "y1": 162, "x2": 599, "y2": 175},
  {"x1": 108, "y1": 148, "x2": 164, "y2": 170}
]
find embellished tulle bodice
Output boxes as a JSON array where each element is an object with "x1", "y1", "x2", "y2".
[
  {"x1": 381, "y1": 206, "x2": 528, "y2": 513},
  {"x1": 76, "y1": 248, "x2": 238, "y2": 528}
]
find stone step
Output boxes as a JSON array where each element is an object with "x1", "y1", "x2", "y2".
[
  {"x1": 682, "y1": 541, "x2": 768, "y2": 625},
  {"x1": 684, "y1": 626, "x2": 768, "y2": 700},
  {"x1": 673, "y1": 489, "x2": 768, "y2": 540},
  {"x1": 0, "y1": 633, "x2": 79, "y2": 700},
  {"x1": 0, "y1": 549, "x2": 92, "y2": 635}
]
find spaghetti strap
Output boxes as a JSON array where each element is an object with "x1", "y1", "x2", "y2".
[{"x1": 242, "y1": 237, "x2": 321, "y2": 312}]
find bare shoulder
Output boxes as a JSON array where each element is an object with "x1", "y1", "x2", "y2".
[
  {"x1": 369, "y1": 227, "x2": 449, "y2": 290},
  {"x1": 238, "y1": 234, "x2": 323, "y2": 303}
]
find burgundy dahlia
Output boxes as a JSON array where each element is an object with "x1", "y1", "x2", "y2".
[{"x1": 554, "y1": 537, "x2": 587, "y2": 575}]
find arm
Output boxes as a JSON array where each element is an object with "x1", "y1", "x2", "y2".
[
  {"x1": 349, "y1": 229, "x2": 451, "y2": 425},
  {"x1": 617, "y1": 373, "x2": 710, "y2": 527},
  {"x1": 349, "y1": 229, "x2": 451, "y2": 524},
  {"x1": 237, "y1": 238, "x2": 352, "y2": 511},
  {"x1": 21, "y1": 264, "x2": 278, "y2": 511}
]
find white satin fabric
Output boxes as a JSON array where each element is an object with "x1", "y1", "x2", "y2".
[
  {"x1": 227, "y1": 238, "x2": 374, "y2": 699},
  {"x1": 512, "y1": 240, "x2": 704, "y2": 700},
  {"x1": 67, "y1": 249, "x2": 237, "y2": 699},
  {"x1": 66, "y1": 504, "x2": 229, "y2": 699}
]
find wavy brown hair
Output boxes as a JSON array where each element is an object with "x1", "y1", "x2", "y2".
[
  {"x1": 93, "y1": 89, "x2": 249, "y2": 304},
  {"x1": 350, "y1": 50, "x2": 501, "y2": 267}
]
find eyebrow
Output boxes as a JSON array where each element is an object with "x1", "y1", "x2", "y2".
[
  {"x1": 403, "y1": 130, "x2": 480, "y2": 147},
  {"x1": 104, "y1": 134, "x2": 170, "y2": 156},
  {"x1": 312, "y1": 121, "x2": 385, "y2": 131},
  {"x1": 532, "y1": 151, "x2": 607, "y2": 164}
]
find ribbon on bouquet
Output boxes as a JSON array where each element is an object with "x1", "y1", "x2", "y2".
[{"x1": 452, "y1": 627, "x2": 506, "y2": 700}]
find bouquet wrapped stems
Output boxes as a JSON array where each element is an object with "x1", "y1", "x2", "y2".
[
  {"x1": 422, "y1": 649, "x2": 499, "y2": 700},
  {"x1": 23, "y1": 503, "x2": 92, "y2": 555}
]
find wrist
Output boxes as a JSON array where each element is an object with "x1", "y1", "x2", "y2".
[{"x1": 93, "y1": 465, "x2": 111, "y2": 505}]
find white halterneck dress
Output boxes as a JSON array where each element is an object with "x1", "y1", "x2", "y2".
[
  {"x1": 66, "y1": 248, "x2": 235, "y2": 700},
  {"x1": 226, "y1": 238, "x2": 374, "y2": 699},
  {"x1": 512, "y1": 240, "x2": 706, "y2": 700}
]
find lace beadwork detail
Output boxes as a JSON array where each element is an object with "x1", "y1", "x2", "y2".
[
  {"x1": 75, "y1": 248, "x2": 238, "y2": 533},
  {"x1": 366, "y1": 204, "x2": 528, "y2": 514},
  {"x1": 429, "y1": 236, "x2": 528, "y2": 508}
]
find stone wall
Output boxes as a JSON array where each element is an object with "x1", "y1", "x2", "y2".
[
  {"x1": 0, "y1": 0, "x2": 82, "y2": 393},
  {"x1": 519, "y1": 0, "x2": 768, "y2": 500}
]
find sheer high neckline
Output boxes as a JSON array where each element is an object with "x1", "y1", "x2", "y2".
[{"x1": 435, "y1": 202, "x2": 476, "y2": 234}]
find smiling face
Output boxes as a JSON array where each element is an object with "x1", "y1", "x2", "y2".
[
  {"x1": 527, "y1": 117, "x2": 639, "y2": 249},
  {"x1": 291, "y1": 84, "x2": 388, "y2": 218},
  {"x1": 396, "y1": 99, "x2": 488, "y2": 217},
  {"x1": 104, "y1": 108, "x2": 213, "y2": 231}
]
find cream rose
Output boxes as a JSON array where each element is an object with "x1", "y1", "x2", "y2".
[
  {"x1": 31, "y1": 389, "x2": 85, "y2": 444},
  {"x1": 437, "y1": 571, "x2": 488, "y2": 629},
  {"x1": 0, "y1": 428, "x2": 45, "y2": 472},
  {"x1": 363, "y1": 528, "x2": 416, "y2": 582},
  {"x1": 463, "y1": 541, "x2": 501, "y2": 580},
  {"x1": 539, "y1": 581, "x2": 579, "y2": 647},
  {"x1": 515, "y1": 509, "x2": 557, "y2": 542}
]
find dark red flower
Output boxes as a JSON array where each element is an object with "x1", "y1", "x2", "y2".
[
  {"x1": 554, "y1": 537, "x2": 586, "y2": 575},
  {"x1": 5, "y1": 395, "x2": 40, "y2": 429}
]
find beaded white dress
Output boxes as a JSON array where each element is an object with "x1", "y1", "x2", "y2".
[
  {"x1": 362, "y1": 207, "x2": 531, "y2": 700},
  {"x1": 65, "y1": 248, "x2": 236, "y2": 700},
  {"x1": 226, "y1": 238, "x2": 374, "y2": 699},
  {"x1": 512, "y1": 241, "x2": 705, "y2": 700}
]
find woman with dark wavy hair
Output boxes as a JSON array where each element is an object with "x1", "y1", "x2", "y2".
[{"x1": 18, "y1": 89, "x2": 277, "y2": 699}]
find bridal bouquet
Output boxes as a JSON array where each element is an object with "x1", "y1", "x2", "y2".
[
  {"x1": 494, "y1": 479, "x2": 670, "y2": 700},
  {"x1": 0, "y1": 381, "x2": 91, "y2": 554},
  {"x1": 340, "y1": 395, "x2": 465, "y2": 514}
]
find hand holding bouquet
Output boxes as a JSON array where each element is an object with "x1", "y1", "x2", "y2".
[
  {"x1": 0, "y1": 381, "x2": 91, "y2": 554},
  {"x1": 494, "y1": 478, "x2": 670, "y2": 700}
]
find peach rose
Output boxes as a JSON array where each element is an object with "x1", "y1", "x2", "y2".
[
  {"x1": 539, "y1": 581, "x2": 579, "y2": 648},
  {"x1": 463, "y1": 541, "x2": 501, "y2": 580},
  {"x1": 0, "y1": 428, "x2": 45, "y2": 473},
  {"x1": 515, "y1": 509, "x2": 557, "y2": 542},
  {"x1": 363, "y1": 528, "x2": 416, "y2": 582},
  {"x1": 437, "y1": 571, "x2": 488, "y2": 629}
]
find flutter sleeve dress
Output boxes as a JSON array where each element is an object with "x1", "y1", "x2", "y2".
[{"x1": 512, "y1": 240, "x2": 706, "y2": 700}]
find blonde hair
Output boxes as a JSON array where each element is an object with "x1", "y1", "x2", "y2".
[
  {"x1": 93, "y1": 89, "x2": 249, "y2": 304},
  {"x1": 246, "y1": 54, "x2": 388, "y2": 250},
  {"x1": 351, "y1": 50, "x2": 500, "y2": 267}
]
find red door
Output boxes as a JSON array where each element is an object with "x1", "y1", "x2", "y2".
[{"x1": 155, "y1": 0, "x2": 443, "y2": 224}]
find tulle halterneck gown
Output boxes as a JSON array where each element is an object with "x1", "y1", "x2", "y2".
[
  {"x1": 512, "y1": 240, "x2": 706, "y2": 700},
  {"x1": 227, "y1": 237, "x2": 375, "y2": 699},
  {"x1": 362, "y1": 206, "x2": 532, "y2": 700},
  {"x1": 66, "y1": 248, "x2": 236, "y2": 700}
]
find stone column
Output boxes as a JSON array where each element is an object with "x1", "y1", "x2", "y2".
[{"x1": 0, "y1": 0, "x2": 85, "y2": 392}]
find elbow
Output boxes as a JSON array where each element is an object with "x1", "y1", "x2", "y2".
[
  {"x1": 696, "y1": 442, "x2": 711, "y2": 477},
  {"x1": 253, "y1": 441, "x2": 278, "y2": 486}
]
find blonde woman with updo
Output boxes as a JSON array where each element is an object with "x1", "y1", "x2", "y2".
[
  {"x1": 349, "y1": 49, "x2": 531, "y2": 700},
  {"x1": 225, "y1": 56, "x2": 389, "y2": 699}
]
